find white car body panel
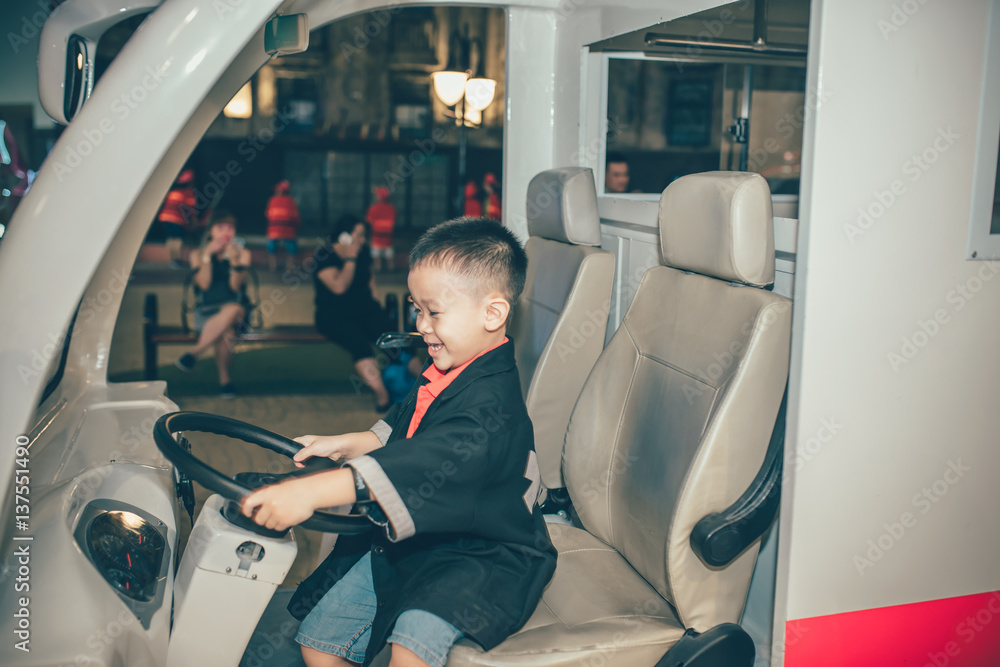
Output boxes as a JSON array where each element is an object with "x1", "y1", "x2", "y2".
[{"x1": 3, "y1": 0, "x2": 998, "y2": 664}]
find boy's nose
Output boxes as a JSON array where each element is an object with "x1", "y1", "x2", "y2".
[{"x1": 416, "y1": 313, "x2": 433, "y2": 335}]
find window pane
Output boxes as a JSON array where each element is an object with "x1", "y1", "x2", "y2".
[
  {"x1": 745, "y1": 65, "x2": 807, "y2": 195},
  {"x1": 604, "y1": 58, "x2": 806, "y2": 195},
  {"x1": 606, "y1": 59, "x2": 724, "y2": 193}
]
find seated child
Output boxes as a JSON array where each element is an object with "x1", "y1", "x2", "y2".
[{"x1": 242, "y1": 217, "x2": 557, "y2": 667}]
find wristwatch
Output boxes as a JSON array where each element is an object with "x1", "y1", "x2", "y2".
[
  {"x1": 351, "y1": 467, "x2": 371, "y2": 501},
  {"x1": 343, "y1": 257, "x2": 357, "y2": 263}
]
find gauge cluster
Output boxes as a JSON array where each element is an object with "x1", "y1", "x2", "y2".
[{"x1": 73, "y1": 499, "x2": 171, "y2": 629}]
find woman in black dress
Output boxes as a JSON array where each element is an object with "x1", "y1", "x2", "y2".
[{"x1": 314, "y1": 214, "x2": 394, "y2": 410}]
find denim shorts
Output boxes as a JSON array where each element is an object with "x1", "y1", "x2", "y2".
[
  {"x1": 296, "y1": 553, "x2": 463, "y2": 667},
  {"x1": 193, "y1": 302, "x2": 246, "y2": 333}
]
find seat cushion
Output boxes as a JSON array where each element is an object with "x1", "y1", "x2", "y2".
[{"x1": 446, "y1": 523, "x2": 685, "y2": 666}]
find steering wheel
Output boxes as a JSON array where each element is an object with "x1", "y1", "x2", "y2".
[{"x1": 153, "y1": 411, "x2": 374, "y2": 535}]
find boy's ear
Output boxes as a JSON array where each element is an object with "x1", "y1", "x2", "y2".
[{"x1": 483, "y1": 294, "x2": 510, "y2": 332}]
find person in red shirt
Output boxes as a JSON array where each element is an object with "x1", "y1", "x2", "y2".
[
  {"x1": 242, "y1": 218, "x2": 555, "y2": 667},
  {"x1": 483, "y1": 172, "x2": 502, "y2": 221},
  {"x1": 157, "y1": 169, "x2": 197, "y2": 268},
  {"x1": 265, "y1": 180, "x2": 301, "y2": 272},
  {"x1": 366, "y1": 186, "x2": 396, "y2": 273},
  {"x1": 462, "y1": 180, "x2": 483, "y2": 217}
]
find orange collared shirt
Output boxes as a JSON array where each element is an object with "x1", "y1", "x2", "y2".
[{"x1": 406, "y1": 337, "x2": 509, "y2": 438}]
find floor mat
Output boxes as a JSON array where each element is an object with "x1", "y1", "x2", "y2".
[{"x1": 241, "y1": 589, "x2": 306, "y2": 667}]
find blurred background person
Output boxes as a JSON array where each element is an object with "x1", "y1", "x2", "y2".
[
  {"x1": 484, "y1": 172, "x2": 502, "y2": 220},
  {"x1": 463, "y1": 180, "x2": 483, "y2": 217},
  {"x1": 604, "y1": 152, "x2": 630, "y2": 193},
  {"x1": 365, "y1": 186, "x2": 396, "y2": 273},
  {"x1": 158, "y1": 168, "x2": 198, "y2": 268},
  {"x1": 314, "y1": 213, "x2": 393, "y2": 411},
  {"x1": 0, "y1": 119, "x2": 33, "y2": 240},
  {"x1": 174, "y1": 211, "x2": 252, "y2": 398},
  {"x1": 265, "y1": 179, "x2": 301, "y2": 272}
]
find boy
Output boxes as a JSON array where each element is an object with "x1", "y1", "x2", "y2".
[{"x1": 242, "y1": 217, "x2": 557, "y2": 667}]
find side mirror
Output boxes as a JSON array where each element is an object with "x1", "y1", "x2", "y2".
[{"x1": 264, "y1": 14, "x2": 309, "y2": 56}]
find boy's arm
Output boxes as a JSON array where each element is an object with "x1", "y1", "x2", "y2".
[
  {"x1": 241, "y1": 468, "x2": 357, "y2": 532},
  {"x1": 347, "y1": 392, "x2": 523, "y2": 542},
  {"x1": 292, "y1": 430, "x2": 382, "y2": 466},
  {"x1": 369, "y1": 415, "x2": 394, "y2": 445},
  {"x1": 243, "y1": 414, "x2": 399, "y2": 531}
]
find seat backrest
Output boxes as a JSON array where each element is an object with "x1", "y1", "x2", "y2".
[
  {"x1": 509, "y1": 167, "x2": 615, "y2": 489},
  {"x1": 563, "y1": 172, "x2": 791, "y2": 632}
]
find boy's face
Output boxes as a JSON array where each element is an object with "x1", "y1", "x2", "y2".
[{"x1": 408, "y1": 264, "x2": 509, "y2": 372}]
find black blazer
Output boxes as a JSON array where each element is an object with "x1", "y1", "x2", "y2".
[{"x1": 288, "y1": 340, "x2": 557, "y2": 664}]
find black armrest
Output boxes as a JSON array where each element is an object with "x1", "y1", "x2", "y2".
[
  {"x1": 690, "y1": 386, "x2": 787, "y2": 568},
  {"x1": 656, "y1": 623, "x2": 754, "y2": 667}
]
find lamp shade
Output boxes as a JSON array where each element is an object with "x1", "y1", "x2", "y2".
[
  {"x1": 464, "y1": 77, "x2": 496, "y2": 111},
  {"x1": 432, "y1": 71, "x2": 469, "y2": 107},
  {"x1": 464, "y1": 106, "x2": 482, "y2": 126}
]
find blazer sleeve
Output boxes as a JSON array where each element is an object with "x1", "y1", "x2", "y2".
[
  {"x1": 346, "y1": 389, "x2": 516, "y2": 542},
  {"x1": 368, "y1": 414, "x2": 396, "y2": 446}
]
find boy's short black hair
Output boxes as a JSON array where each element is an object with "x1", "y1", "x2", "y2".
[{"x1": 409, "y1": 217, "x2": 527, "y2": 306}]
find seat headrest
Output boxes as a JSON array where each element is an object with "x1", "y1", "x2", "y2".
[
  {"x1": 658, "y1": 171, "x2": 775, "y2": 286},
  {"x1": 526, "y1": 167, "x2": 602, "y2": 246}
]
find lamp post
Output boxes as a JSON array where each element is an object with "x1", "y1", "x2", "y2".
[{"x1": 431, "y1": 30, "x2": 496, "y2": 216}]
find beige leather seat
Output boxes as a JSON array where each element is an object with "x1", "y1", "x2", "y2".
[
  {"x1": 447, "y1": 171, "x2": 792, "y2": 666},
  {"x1": 508, "y1": 167, "x2": 615, "y2": 491}
]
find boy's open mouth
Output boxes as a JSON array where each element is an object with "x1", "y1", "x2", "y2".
[{"x1": 427, "y1": 342, "x2": 444, "y2": 355}]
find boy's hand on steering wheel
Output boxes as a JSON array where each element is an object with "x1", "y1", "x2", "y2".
[
  {"x1": 241, "y1": 480, "x2": 317, "y2": 532},
  {"x1": 293, "y1": 434, "x2": 354, "y2": 466}
]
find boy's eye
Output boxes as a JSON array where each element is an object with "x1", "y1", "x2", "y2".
[{"x1": 428, "y1": 311, "x2": 439, "y2": 317}]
